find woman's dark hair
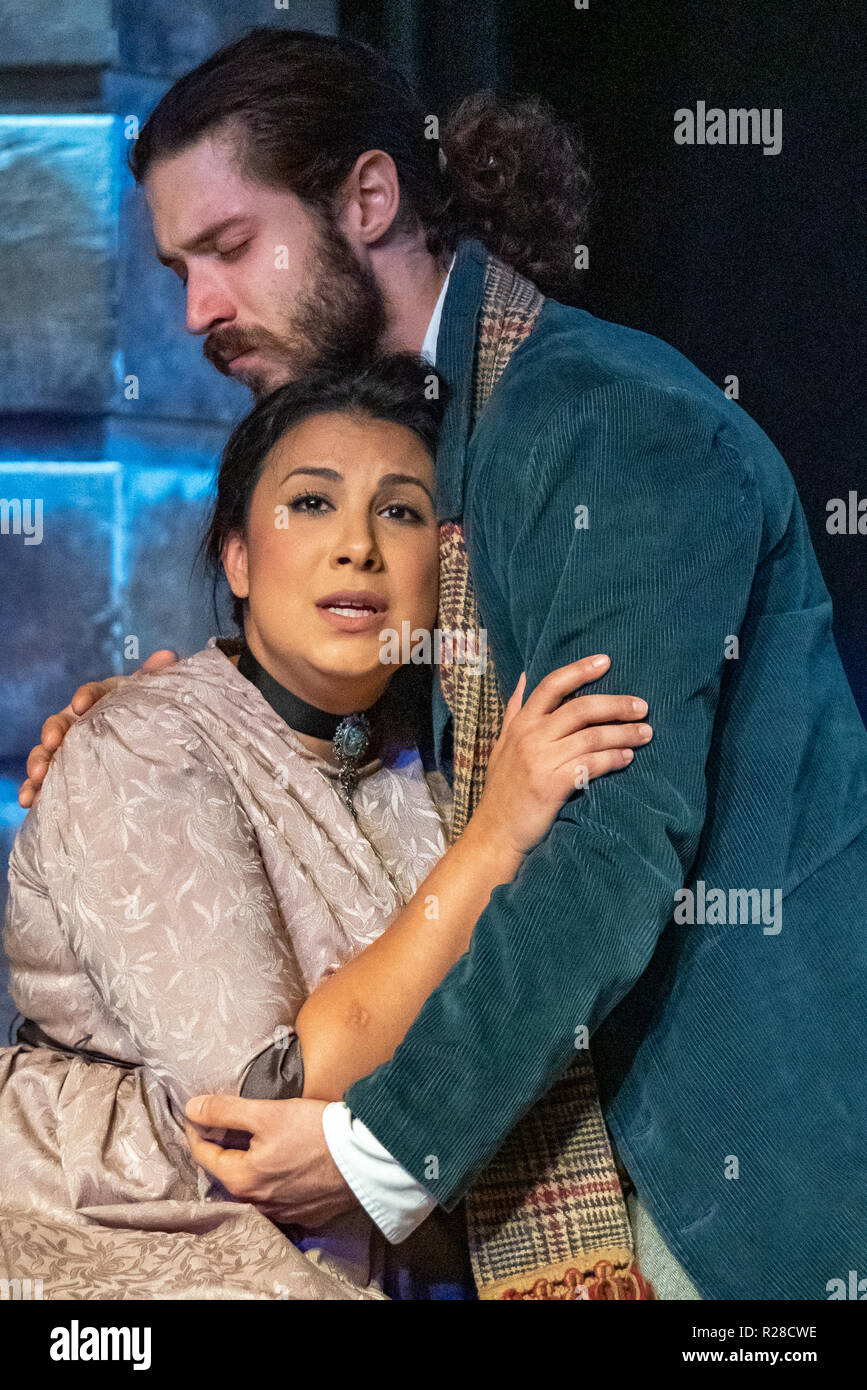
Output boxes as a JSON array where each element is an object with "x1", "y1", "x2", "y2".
[
  {"x1": 198, "y1": 352, "x2": 446, "y2": 634},
  {"x1": 129, "y1": 26, "x2": 591, "y2": 298}
]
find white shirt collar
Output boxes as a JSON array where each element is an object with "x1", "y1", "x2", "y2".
[{"x1": 420, "y1": 252, "x2": 456, "y2": 367}]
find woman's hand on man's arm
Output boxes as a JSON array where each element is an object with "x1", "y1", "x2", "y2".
[
  {"x1": 294, "y1": 652, "x2": 651, "y2": 1101},
  {"x1": 17, "y1": 649, "x2": 179, "y2": 807}
]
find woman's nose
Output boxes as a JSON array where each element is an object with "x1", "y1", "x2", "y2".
[
  {"x1": 335, "y1": 547, "x2": 380, "y2": 569},
  {"x1": 332, "y1": 521, "x2": 383, "y2": 568}
]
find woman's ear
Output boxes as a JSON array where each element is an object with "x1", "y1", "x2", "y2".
[{"x1": 221, "y1": 533, "x2": 250, "y2": 599}]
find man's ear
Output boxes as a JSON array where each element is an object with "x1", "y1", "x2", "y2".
[
  {"x1": 340, "y1": 148, "x2": 401, "y2": 246},
  {"x1": 222, "y1": 533, "x2": 249, "y2": 599}
]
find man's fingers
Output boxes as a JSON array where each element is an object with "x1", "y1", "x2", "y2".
[
  {"x1": 183, "y1": 1122, "x2": 251, "y2": 1190},
  {"x1": 21, "y1": 733, "x2": 63, "y2": 803},
  {"x1": 70, "y1": 681, "x2": 115, "y2": 716},
  {"x1": 26, "y1": 744, "x2": 52, "y2": 782},
  {"x1": 17, "y1": 779, "x2": 38, "y2": 809},
  {"x1": 186, "y1": 1092, "x2": 270, "y2": 1133},
  {"x1": 22, "y1": 670, "x2": 139, "y2": 808},
  {"x1": 25, "y1": 661, "x2": 173, "y2": 801},
  {"x1": 39, "y1": 710, "x2": 75, "y2": 751},
  {"x1": 142, "y1": 649, "x2": 179, "y2": 672}
]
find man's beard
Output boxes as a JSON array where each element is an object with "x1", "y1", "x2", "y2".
[{"x1": 203, "y1": 213, "x2": 388, "y2": 400}]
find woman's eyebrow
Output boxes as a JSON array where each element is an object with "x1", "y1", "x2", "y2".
[
  {"x1": 280, "y1": 466, "x2": 434, "y2": 505},
  {"x1": 378, "y1": 472, "x2": 435, "y2": 505},
  {"x1": 280, "y1": 466, "x2": 343, "y2": 485}
]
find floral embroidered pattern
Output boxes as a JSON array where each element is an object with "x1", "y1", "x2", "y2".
[{"x1": 0, "y1": 641, "x2": 450, "y2": 1299}]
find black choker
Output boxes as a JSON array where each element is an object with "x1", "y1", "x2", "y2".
[{"x1": 236, "y1": 644, "x2": 389, "y2": 819}]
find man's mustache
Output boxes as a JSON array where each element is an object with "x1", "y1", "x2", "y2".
[{"x1": 203, "y1": 328, "x2": 279, "y2": 373}]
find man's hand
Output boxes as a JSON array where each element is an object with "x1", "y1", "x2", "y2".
[
  {"x1": 184, "y1": 1094, "x2": 359, "y2": 1228},
  {"x1": 18, "y1": 649, "x2": 179, "y2": 808}
]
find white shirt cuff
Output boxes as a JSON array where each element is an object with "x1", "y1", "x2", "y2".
[{"x1": 321, "y1": 1100, "x2": 437, "y2": 1244}]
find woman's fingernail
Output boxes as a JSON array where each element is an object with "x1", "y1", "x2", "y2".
[{"x1": 590, "y1": 655, "x2": 609, "y2": 668}]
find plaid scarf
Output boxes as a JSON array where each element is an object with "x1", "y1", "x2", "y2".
[{"x1": 437, "y1": 250, "x2": 655, "y2": 1301}]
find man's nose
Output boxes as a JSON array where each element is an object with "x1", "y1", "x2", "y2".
[{"x1": 184, "y1": 267, "x2": 235, "y2": 336}]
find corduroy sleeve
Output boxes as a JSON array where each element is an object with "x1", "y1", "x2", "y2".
[{"x1": 345, "y1": 380, "x2": 761, "y2": 1208}]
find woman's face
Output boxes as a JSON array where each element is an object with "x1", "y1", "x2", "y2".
[{"x1": 222, "y1": 410, "x2": 440, "y2": 712}]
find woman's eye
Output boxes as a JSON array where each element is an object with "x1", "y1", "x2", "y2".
[
  {"x1": 289, "y1": 493, "x2": 331, "y2": 515},
  {"x1": 380, "y1": 503, "x2": 424, "y2": 524},
  {"x1": 286, "y1": 496, "x2": 424, "y2": 522}
]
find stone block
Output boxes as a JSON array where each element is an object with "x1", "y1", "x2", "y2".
[
  {"x1": 115, "y1": 1, "x2": 337, "y2": 79},
  {"x1": 122, "y1": 464, "x2": 222, "y2": 664},
  {"x1": 0, "y1": 116, "x2": 116, "y2": 412},
  {"x1": 0, "y1": 461, "x2": 119, "y2": 758},
  {"x1": 0, "y1": 0, "x2": 117, "y2": 68}
]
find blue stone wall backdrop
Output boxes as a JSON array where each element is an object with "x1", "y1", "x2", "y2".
[{"x1": 0, "y1": 2, "x2": 338, "y2": 1038}]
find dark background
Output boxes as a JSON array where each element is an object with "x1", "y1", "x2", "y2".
[{"x1": 345, "y1": 0, "x2": 866, "y2": 699}]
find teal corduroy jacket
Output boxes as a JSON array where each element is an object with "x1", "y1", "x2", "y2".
[{"x1": 346, "y1": 238, "x2": 867, "y2": 1300}]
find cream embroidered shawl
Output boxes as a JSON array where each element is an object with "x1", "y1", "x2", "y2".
[{"x1": 0, "y1": 640, "x2": 452, "y2": 1300}]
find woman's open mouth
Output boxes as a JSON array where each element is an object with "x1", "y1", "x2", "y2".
[{"x1": 316, "y1": 593, "x2": 389, "y2": 632}]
